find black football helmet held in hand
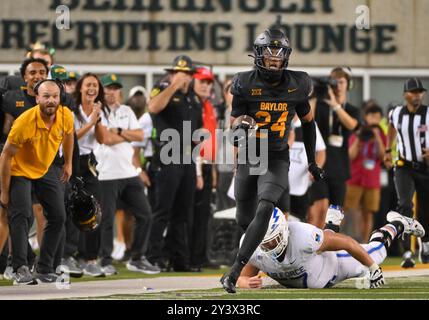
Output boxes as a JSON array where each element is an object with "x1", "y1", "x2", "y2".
[
  {"x1": 253, "y1": 27, "x2": 292, "y2": 83},
  {"x1": 66, "y1": 177, "x2": 102, "y2": 232}
]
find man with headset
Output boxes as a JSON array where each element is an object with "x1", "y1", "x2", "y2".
[{"x1": 0, "y1": 79, "x2": 74, "y2": 284}]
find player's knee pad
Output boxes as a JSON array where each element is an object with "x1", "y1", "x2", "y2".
[{"x1": 369, "y1": 228, "x2": 393, "y2": 249}]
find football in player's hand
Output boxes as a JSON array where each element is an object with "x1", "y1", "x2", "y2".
[{"x1": 232, "y1": 115, "x2": 257, "y2": 131}]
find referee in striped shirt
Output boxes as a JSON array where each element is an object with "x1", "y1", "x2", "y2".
[{"x1": 385, "y1": 78, "x2": 429, "y2": 268}]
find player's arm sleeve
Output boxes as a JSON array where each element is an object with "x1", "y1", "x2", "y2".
[{"x1": 230, "y1": 74, "x2": 247, "y2": 118}]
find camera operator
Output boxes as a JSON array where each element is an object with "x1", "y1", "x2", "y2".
[
  {"x1": 344, "y1": 105, "x2": 386, "y2": 242},
  {"x1": 309, "y1": 67, "x2": 360, "y2": 219}
]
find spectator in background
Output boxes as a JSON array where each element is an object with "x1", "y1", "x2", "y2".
[
  {"x1": 344, "y1": 105, "x2": 386, "y2": 242},
  {"x1": 216, "y1": 79, "x2": 236, "y2": 211},
  {"x1": 309, "y1": 67, "x2": 360, "y2": 220},
  {"x1": 190, "y1": 67, "x2": 218, "y2": 271},
  {"x1": 96, "y1": 73, "x2": 159, "y2": 275},
  {"x1": 63, "y1": 73, "x2": 105, "y2": 278},
  {"x1": 285, "y1": 115, "x2": 326, "y2": 226},
  {"x1": 146, "y1": 55, "x2": 203, "y2": 272},
  {"x1": 64, "y1": 72, "x2": 80, "y2": 95},
  {"x1": 113, "y1": 86, "x2": 152, "y2": 262}
]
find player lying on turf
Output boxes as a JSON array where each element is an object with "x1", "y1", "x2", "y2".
[{"x1": 235, "y1": 207, "x2": 425, "y2": 290}]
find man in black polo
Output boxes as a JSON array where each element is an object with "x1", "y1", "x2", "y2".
[
  {"x1": 147, "y1": 55, "x2": 203, "y2": 271},
  {"x1": 385, "y1": 78, "x2": 429, "y2": 268}
]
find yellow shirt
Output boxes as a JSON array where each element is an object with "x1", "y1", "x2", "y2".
[{"x1": 7, "y1": 105, "x2": 74, "y2": 179}]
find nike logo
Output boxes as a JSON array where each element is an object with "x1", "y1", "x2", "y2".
[
  {"x1": 288, "y1": 88, "x2": 298, "y2": 93},
  {"x1": 289, "y1": 259, "x2": 296, "y2": 265}
]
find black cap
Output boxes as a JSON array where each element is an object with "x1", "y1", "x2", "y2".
[
  {"x1": 164, "y1": 55, "x2": 195, "y2": 73},
  {"x1": 404, "y1": 78, "x2": 427, "y2": 92}
]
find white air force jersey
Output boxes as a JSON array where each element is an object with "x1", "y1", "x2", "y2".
[{"x1": 249, "y1": 222, "x2": 338, "y2": 288}]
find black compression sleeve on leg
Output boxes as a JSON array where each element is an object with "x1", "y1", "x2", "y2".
[
  {"x1": 230, "y1": 199, "x2": 274, "y2": 278},
  {"x1": 301, "y1": 120, "x2": 316, "y2": 165}
]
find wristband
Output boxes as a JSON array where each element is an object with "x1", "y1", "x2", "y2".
[
  {"x1": 333, "y1": 104, "x2": 341, "y2": 112},
  {"x1": 136, "y1": 167, "x2": 142, "y2": 174},
  {"x1": 385, "y1": 148, "x2": 392, "y2": 154},
  {"x1": 117, "y1": 128, "x2": 123, "y2": 136},
  {"x1": 369, "y1": 263, "x2": 379, "y2": 273}
]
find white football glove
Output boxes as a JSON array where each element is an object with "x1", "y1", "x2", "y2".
[{"x1": 369, "y1": 264, "x2": 385, "y2": 289}]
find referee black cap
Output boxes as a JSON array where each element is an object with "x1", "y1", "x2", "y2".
[{"x1": 404, "y1": 78, "x2": 427, "y2": 92}]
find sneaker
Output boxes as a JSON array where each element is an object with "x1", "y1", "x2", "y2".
[
  {"x1": 325, "y1": 205, "x2": 344, "y2": 226},
  {"x1": 101, "y1": 264, "x2": 118, "y2": 276},
  {"x1": 34, "y1": 272, "x2": 61, "y2": 284},
  {"x1": 401, "y1": 250, "x2": 416, "y2": 268},
  {"x1": 13, "y1": 266, "x2": 37, "y2": 285},
  {"x1": 3, "y1": 266, "x2": 16, "y2": 281},
  {"x1": 120, "y1": 249, "x2": 132, "y2": 263},
  {"x1": 112, "y1": 240, "x2": 126, "y2": 261},
  {"x1": 126, "y1": 257, "x2": 161, "y2": 274},
  {"x1": 59, "y1": 257, "x2": 84, "y2": 278},
  {"x1": 419, "y1": 240, "x2": 429, "y2": 264},
  {"x1": 387, "y1": 211, "x2": 425, "y2": 238},
  {"x1": 220, "y1": 273, "x2": 237, "y2": 294},
  {"x1": 82, "y1": 261, "x2": 105, "y2": 277}
]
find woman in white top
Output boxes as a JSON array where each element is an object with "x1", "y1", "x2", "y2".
[{"x1": 65, "y1": 73, "x2": 106, "y2": 277}]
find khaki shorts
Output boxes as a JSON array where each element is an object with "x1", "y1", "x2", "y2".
[{"x1": 344, "y1": 184, "x2": 381, "y2": 213}]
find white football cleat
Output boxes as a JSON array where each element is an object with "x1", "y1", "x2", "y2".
[{"x1": 387, "y1": 211, "x2": 425, "y2": 238}]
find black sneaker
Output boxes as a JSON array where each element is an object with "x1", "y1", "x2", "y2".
[
  {"x1": 401, "y1": 250, "x2": 416, "y2": 268},
  {"x1": 13, "y1": 266, "x2": 37, "y2": 285},
  {"x1": 34, "y1": 272, "x2": 61, "y2": 284},
  {"x1": 120, "y1": 249, "x2": 132, "y2": 263},
  {"x1": 220, "y1": 273, "x2": 237, "y2": 294}
]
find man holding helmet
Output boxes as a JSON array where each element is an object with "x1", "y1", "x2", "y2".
[{"x1": 220, "y1": 27, "x2": 324, "y2": 293}]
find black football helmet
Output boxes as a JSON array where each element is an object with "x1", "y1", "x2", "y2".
[
  {"x1": 253, "y1": 28, "x2": 292, "y2": 83},
  {"x1": 66, "y1": 178, "x2": 102, "y2": 232}
]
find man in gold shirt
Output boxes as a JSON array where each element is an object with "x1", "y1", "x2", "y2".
[{"x1": 0, "y1": 80, "x2": 74, "y2": 285}]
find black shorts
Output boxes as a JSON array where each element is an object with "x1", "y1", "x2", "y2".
[
  {"x1": 308, "y1": 177, "x2": 346, "y2": 207},
  {"x1": 234, "y1": 158, "x2": 290, "y2": 204},
  {"x1": 276, "y1": 191, "x2": 309, "y2": 221}
]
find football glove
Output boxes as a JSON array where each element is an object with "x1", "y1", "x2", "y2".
[
  {"x1": 369, "y1": 264, "x2": 385, "y2": 289},
  {"x1": 308, "y1": 162, "x2": 325, "y2": 181}
]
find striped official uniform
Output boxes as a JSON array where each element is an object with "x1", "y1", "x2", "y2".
[{"x1": 389, "y1": 104, "x2": 429, "y2": 243}]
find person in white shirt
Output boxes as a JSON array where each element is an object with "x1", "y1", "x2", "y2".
[
  {"x1": 233, "y1": 206, "x2": 424, "y2": 291},
  {"x1": 95, "y1": 74, "x2": 160, "y2": 275},
  {"x1": 63, "y1": 73, "x2": 105, "y2": 278}
]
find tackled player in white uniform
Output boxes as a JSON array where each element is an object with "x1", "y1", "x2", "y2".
[{"x1": 237, "y1": 207, "x2": 425, "y2": 290}]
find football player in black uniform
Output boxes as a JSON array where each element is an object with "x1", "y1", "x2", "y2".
[{"x1": 220, "y1": 27, "x2": 325, "y2": 293}]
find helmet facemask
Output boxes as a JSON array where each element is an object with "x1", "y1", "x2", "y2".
[
  {"x1": 253, "y1": 31, "x2": 292, "y2": 84},
  {"x1": 260, "y1": 209, "x2": 289, "y2": 261}
]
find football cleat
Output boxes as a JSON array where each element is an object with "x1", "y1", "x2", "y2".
[
  {"x1": 386, "y1": 211, "x2": 425, "y2": 238},
  {"x1": 220, "y1": 273, "x2": 237, "y2": 294},
  {"x1": 401, "y1": 250, "x2": 415, "y2": 269}
]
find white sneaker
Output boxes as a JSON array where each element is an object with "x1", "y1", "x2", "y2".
[
  {"x1": 325, "y1": 205, "x2": 344, "y2": 226},
  {"x1": 112, "y1": 240, "x2": 126, "y2": 261},
  {"x1": 386, "y1": 211, "x2": 425, "y2": 238},
  {"x1": 3, "y1": 266, "x2": 15, "y2": 281}
]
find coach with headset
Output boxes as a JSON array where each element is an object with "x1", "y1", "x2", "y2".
[
  {"x1": 0, "y1": 79, "x2": 74, "y2": 285},
  {"x1": 308, "y1": 67, "x2": 360, "y2": 217}
]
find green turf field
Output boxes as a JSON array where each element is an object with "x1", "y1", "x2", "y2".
[
  {"x1": 3, "y1": 257, "x2": 429, "y2": 300},
  {"x1": 79, "y1": 275, "x2": 429, "y2": 300}
]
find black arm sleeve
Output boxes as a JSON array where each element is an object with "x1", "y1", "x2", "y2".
[{"x1": 301, "y1": 119, "x2": 316, "y2": 165}]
